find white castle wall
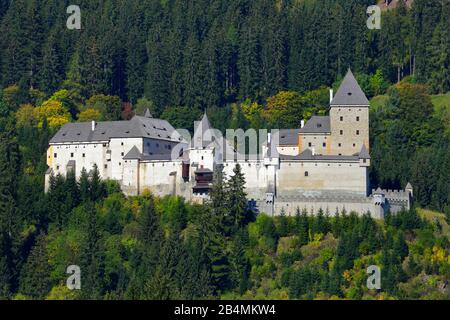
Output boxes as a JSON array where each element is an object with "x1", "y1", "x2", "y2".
[
  {"x1": 47, "y1": 142, "x2": 108, "y2": 179},
  {"x1": 277, "y1": 161, "x2": 368, "y2": 195},
  {"x1": 109, "y1": 138, "x2": 143, "y2": 181},
  {"x1": 272, "y1": 200, "x2": 384, "y2": 220},
  {"x1": 223, "y1": 160, "x2": 272, "y2": 200}
]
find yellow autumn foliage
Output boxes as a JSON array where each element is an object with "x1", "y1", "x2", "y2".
[
  {"x1": 15, "y1": 104, "x2": 36, "y2": 128},
  {"x1": 78, "y1": 108, "x2": 103, "y2": 122},
  {"x1": 431, "y1": 246, "x2": 446, "y2": 264},
  {"x1": 34, "y1": 99, "x2": 71, "y2": 129}
]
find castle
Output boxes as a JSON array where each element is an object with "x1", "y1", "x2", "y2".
[{"x1": 45, "y1": 70, "x2": 412, "y2": 219}]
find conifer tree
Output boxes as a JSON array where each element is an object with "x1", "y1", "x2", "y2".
[
  {"x1": 19, "y1": 233, "x2": 51, "y2": 299},
  {"x1": 80, "y1": 202, "x2": 105, "y2": 299},
  {"x1": 226, "y1": 164, "x2": 249, "y2": 232}
]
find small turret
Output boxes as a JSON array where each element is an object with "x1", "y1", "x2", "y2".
[
  {"x1": 405, "y1": 182, "x2": 413, "y2": 198},
  {"x1": 144, "y1": 108, "x2": 153, "y2": 118},
  {"x1": 359, "y1": 144, "x2": 371, "y2": 167}
]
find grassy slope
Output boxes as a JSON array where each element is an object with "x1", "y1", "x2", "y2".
[
  {"x1": 370, "y1": 91, "x2": 450, "y2": 111},
  {"x1": 431, "y1": 92, "x2": 450, "y2": 113}
]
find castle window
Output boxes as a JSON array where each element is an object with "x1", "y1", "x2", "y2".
[
  {"x1": 121, "y1": 152, "x2": 124, "y2": 156},
  {"x1": 363, "y1": 159, "x2": 367, "y2": 164},
  {"x1": 104, "y1": 164, "x2": 108, "y2": 169},
  {"x1": 356, "y1": 116, "x2": 360, "y2": 122},
  {"x1": 70, "y1": 153, "x2": 74, "y2": 158},
  {"x1": 356, "y1": 130, "x2": 360, "y2": 135},
  {"x1": 54, "y1": 153, "x2": 57, "y2": 158},
  {"x1": 121, "y1": 142, "x2": 124, "y2": 146},
  {"x1": 353, "y1": 144, "x2": 356, "y2": 147},
  {"x1": 338, "y1": 143, "x2": 342, "y2": 147},
  {"x1": 82, "y1": 153, "x2": 85, "y2": 158},
  {"x1": 56, "y1": 166, "x2": 59, "y2": 170},
  {"x1": 340, "y1": 130, "x2": 343, "y2": 135},
  {"x1": 340, "y1": 116, "x2": 343, "y2": 121},
  {"x1": 308, "y1": 142, "x2": 312, "y2": 147},
  {"x1": 304, "y1": 171, "x2": 309, "y2": 177},
  {"x1": 119, "y1": 162, "x2": 122, "y2": 166},
  {"x1": 323, "y1": 143, "x2": 326, "y2": 147},
  {"x1": 201, "y1": 156, "x2": 204, "y2": 160}
]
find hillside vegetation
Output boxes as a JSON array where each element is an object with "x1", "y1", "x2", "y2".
[{"x1": 0, "y1": 0, "x2": 449, "y2": 300}]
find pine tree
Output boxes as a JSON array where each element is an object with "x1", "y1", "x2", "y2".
[
  {"x1": 80, "y1": 202, "x2": 105, "y2": 299},
  {"x1": 79, "y1": 168, "x2": 90, "y2": 203},
  {"x1": 90, "y1": 164, "x2": 106, "y2": 202},
  {"x1": 226, "y1": 164, "x2": 248, "y2": 232},
  {"x1": 428, "y1": 19, "x2": 450, "y2": 93},
  {"x1": 0, "y1": 118, "x2": 20, "y2": 236},
  {"x1": 0, "y1": 232, "x2": 13, "y2": 299},
  {"x1": 126, "y1": 196, "x2": 163, "y2": 299},
  {"x1": 19, "y1": 233, "x2": 51, "y2": 299},
  {"x1": 39, "y1": 30, "x2": 64, "y2": 94}
]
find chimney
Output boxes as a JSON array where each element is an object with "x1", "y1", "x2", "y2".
[
  {"x1": 329, "y1": 89, "x2": 334, "y2": 104},
  {"x1": 91, "y1": 120, "x2": 96, "y2": 131},
  {"x1": 300, "y1": 120, "x2": 305, "y2": 128}
]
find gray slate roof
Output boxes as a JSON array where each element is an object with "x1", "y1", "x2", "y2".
[
  {"x1": 299, "y1": 116, "x2": 330, "y2": 134},
  {"x1": 279, "y1": 129, "x2": 301, "y2": 145},
  {"x1": 123, "y1": 146, "x2": 142, "y2": 160},
  {"x1": 124, "y1": 145, "x2": 179, "y2": 161},
  {"x1": 50, "y1": 116, "x2": 184, "y2": 144},
  {"x1": 359, "y1": 144, "x2": 370, "y2": 159},
  {"x1": 192, "y1": 112, "x2": 213, "y2": 148},
  {"x1": 331, "y1": 69, "x2": 370, "y2": 106},
  {"x1": 281, "y1": 149, "x2": 359, "y2": 162}
]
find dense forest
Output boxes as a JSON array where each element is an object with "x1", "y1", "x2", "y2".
[
  {"x1": 0, "y1": 0, "x2": 449, "y2": 110},
  {"x1": 0, "y1": 0, "x2": 449, "y2": 300}
]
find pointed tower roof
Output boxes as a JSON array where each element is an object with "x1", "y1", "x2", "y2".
[
  {"x1": 192, "y1": 112, "x2": 212, "y2": 148},
  {"x1": 144, "y1": 108, "x2": 153, "y2": 118},
  {"x1": 405, "y1": 182, "x2": 413, "y2": 190},
  {"x1": 359, "y1": 144, "x2": 370, "y2": 159},
  {"x1": 331, "y1": 69, "x2": 370, "y2": 106},
  {"x1": 123, "y1": 146, "x2": 142, "y2": 160}
]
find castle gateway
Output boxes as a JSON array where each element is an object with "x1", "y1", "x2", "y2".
[{"x1": 45, "y1": 70, "x2": 412, "y2": 219}]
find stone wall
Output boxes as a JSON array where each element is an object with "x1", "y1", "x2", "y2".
[
  {"x1": 330, "y1": 106, "x2": 369, "y2": 155},
  {"x1": 277, "y1": 160, "x2": 368, "y2": 195}
]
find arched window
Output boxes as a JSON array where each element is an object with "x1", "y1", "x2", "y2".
[{"x1": 304, "y1": 171, "x2": 309, "y2": 177}]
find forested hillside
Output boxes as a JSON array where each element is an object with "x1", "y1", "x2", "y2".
[
  {"x1": 0, "y1": 0, "x2": 449, "y2": 111},
  {"x1": 0, "y1": 0, "x2": 449, "y2": 300}
]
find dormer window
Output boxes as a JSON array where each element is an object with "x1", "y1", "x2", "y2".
[{"x1": 317, "y1": 123, "x2": 322, "y2": 128}]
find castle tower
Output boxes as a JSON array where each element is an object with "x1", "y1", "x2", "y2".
[
  {"x1": 330, "y1": 69, "x2": 370, "y2": 156},
  {"x1": 191, "y1": 112, "x2": 215, "y2": 170}
]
